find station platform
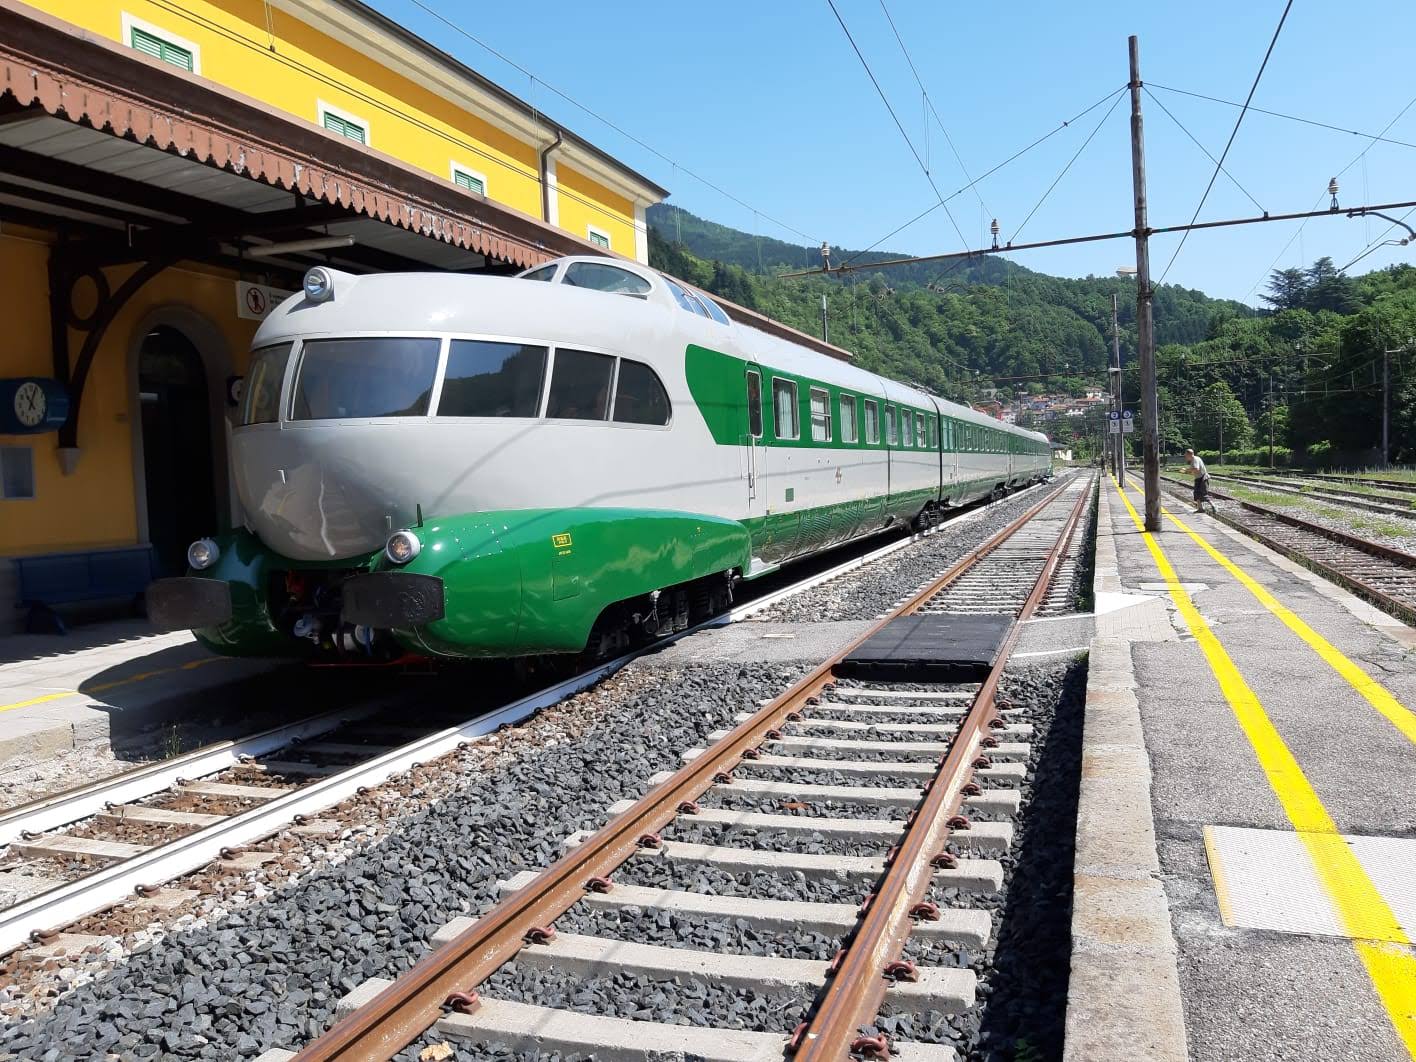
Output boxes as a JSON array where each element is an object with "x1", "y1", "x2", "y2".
[
  {"x1": 1068, "y1": 476, "x2": 1416, "y2": 1062},
  {"x1": 0, "y1": 620, "x2": 287, "y2": 772}
]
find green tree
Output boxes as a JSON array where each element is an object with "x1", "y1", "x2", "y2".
[{"x1": 1189, "y1": 382, "x2": 1252, "y2": 452}]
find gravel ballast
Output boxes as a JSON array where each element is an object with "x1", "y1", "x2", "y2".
[
  {"x1": 0, "y1": 660, "x2": 805, "y2": 1060},
  {"x1": 750, "y1": 479, "x2": 1070, "y2": 623}
]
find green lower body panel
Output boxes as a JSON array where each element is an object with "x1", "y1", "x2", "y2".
[{"x1": 179, "y1": 508, "x2": 751, "y2": 661}]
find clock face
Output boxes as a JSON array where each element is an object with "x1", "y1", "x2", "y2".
[{"x1": 14, "y1": 382, "x2": 46, "y2": 428}]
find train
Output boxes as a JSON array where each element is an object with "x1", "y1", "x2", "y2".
[{"x1": 148, "y1": 255, "x2": 1051, "y2": 663}]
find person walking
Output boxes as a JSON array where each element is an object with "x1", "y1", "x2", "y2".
[{"x1": 1185, "y1": 448, "x2": 1214, "y2": 514}]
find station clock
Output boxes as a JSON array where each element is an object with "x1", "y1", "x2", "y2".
[{"x1": 0, "y1": 378, "x2": 70, "y2": 435}]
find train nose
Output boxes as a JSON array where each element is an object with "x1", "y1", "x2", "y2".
[{"x1": 232, "y1": 426, "x2": 421, "y2": 561}]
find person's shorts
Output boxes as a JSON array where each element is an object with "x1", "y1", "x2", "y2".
[{"x1": 1194, "y1": 476, "x2": 1210, "y2": 502}]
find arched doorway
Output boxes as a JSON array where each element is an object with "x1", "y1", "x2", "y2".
[{"x1": 138, "y1": 326, "x2": 218, "y2": 575}]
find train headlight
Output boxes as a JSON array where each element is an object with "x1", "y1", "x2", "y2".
[
  {"x1": 187, "y1": 538, "x2": 220, "y2": 571},
  {"x1": 303, "y1": 267, "x2": 335, "y2": 302},
  {"x1": 384, "y1": 530, "x2": 422, "y2": 566}
]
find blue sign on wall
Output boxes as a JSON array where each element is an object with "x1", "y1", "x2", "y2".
[{"x1": 0, "y1": 378, "x2": 70, "y2": 435}]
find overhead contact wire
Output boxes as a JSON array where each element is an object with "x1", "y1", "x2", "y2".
[
  {"x1": 1159, "y1": 0, "x2": 1295, "y2": 285},
  {"x1": 824, "y1": 0, "x2": 969, "y2": 251},
  {"x1": 406, "y1": 0, "x2": 820, "y2": 244},
  {"x1": 1010, "y1": 90, "x2": 1125, "y2": 245},
  {"x1": 837, "y1": 84, "x2": 1125, "y2": 270},
  {"x1": 1143, "y1": 87, "x2": 1266, "y2": 214}
]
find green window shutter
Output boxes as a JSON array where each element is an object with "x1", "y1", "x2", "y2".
[
  {"x1": 588, "y1": 231, "x2": 610, "y2": 249},
  {"x1": 323, "y1": 112, "x2": 366, "y2": 144},
  {"x1": 131, "y1": 27, "x2": 194, "y2": 72},
  {"x1": 454, "y1": 170, "x2": 485, "y2": 194}
]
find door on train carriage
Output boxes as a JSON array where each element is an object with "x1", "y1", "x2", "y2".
[{"x1": 741, "y1": 363, "x2": 768, "y2": 570}]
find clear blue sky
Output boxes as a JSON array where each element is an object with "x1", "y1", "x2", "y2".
[{"x1": 369, "y1": 0, "x2": 1415, "y2": 305}]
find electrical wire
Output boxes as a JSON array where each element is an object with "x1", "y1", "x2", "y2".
[
  {"x1": 402, "y1": 0, "x2": 820, "y2": 243},
  {"x1": 1245, "y1": 92, "x2": 1416, "y2": 300},
  {"x1": 1150, "y1": 83, "x2": 1416, "y2": 153},
  {"x1": 151, "y1": 0, "x2": 641, "y2": 231},
  {"x1": 1158, "y1": 0, "x2": 1294, "y2": 285},
  {"x1": 1143, "y1": 87, "x2": 1266, "y2": 214},
  {"x1": 1009, "y1": 90, "x2": 1125, "y2": 244},
  {"x1": 838, "y1": 84, "x2": 1126, "y2": 269},
  {"x1": 824, "y1": 0, "x2": 969, "y2": 250},
  {"x1": 876, "y1": 0, "x2": 988, "y2": 218},
  {"x1": 1340, "y1": 206, "x2": 1415, "y2": 272}
]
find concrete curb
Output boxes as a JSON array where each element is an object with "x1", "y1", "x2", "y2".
[{"x1": 1064, "y1": 480, "x2": 1189, "y2": 1062}]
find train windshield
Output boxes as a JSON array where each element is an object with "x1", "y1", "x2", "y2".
[{"x1": 289, "y1": 337, "x2": 441, "y2": 420}]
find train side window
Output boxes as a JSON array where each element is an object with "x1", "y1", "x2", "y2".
[
  {"x1": 885, "y1": 405, "x2": 897, "y2": 445},
  {"x1": 746, "y1": 370, "x2": 763, "y2": 438},
  {"x1": 809, "y1": 387, "x2": 832, "y2": 442},
  {"x1": 563, "y1": 262, "x2": 653, "y2": 297},
  {"x1": 663, "y1": 276, "x2": 711, "y2": 317},
  {"x1": 839, "y1": 392, "x2": 858, "y2": 443},
  {"x1": 927, "y1": 416, "x2": 937, "y2": 448},
  {"x1": 864, "y1": 399, "x2": 880, "y2": 444},
  {"x1": 901, "y1": 410, "x2": 913, "y2": 447},
  {"x1": 916, "y1": 413, "x2": 927, "y2": 449},
  {"x1": 439, "y1": 340, "x2": 546, "y2": 418},
  {"x1": 241, "y1": 342, "x2": 293, "y2": 425},
  {"x1": 772, "y1": 378, "x2": 799, "y2": 439},
  {"x1": 697, "y1": 293, "x2": 732, "y2": 326},
  {"x1": 612, "y1": 358, "x2": 671, "y2": 425},
  {"x1": 546, "y1": 348, "x2": 614, "y2": 420}
]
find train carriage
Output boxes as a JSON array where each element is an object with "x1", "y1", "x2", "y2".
[{"x1": 149, "y1": 256, "x2": 1051, "y2": 663}]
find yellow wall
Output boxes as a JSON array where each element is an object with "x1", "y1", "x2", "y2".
[
  {"x1": 557, "y1": 163, "x2": 637, "y2": 256},
  {"x1": 0, "y1": 230, "x2": 258, "y2": 556},
  {"x1": 40, "y1": 0, "x2": 646, "y2": 247}
]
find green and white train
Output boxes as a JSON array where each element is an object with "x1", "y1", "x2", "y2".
[{"x1": 149, "y1": 256, "x2": 1051, "y2": 662}]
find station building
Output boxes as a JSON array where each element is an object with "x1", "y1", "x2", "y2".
[{"x1": 0, "y1": 0, "x2": 679, "y2": 629}]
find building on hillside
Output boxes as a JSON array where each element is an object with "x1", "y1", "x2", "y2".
[
  {"x1": 1052, "y1": 445, "x2": 1074, "y2": 462},
  {"x1": 971, "y1": 400, "x2": 1005, "y2": 420}
]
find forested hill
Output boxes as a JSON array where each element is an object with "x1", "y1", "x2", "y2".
[{"x1": 646, "y1": 202, "x2": 1251, "y2": 401}]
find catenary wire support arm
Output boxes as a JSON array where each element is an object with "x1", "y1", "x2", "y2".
[{"x1": 776, "y1": 198, "x2": 1416, "y2": 279}]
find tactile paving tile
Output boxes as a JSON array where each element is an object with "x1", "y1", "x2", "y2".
[{"x1": 1203, "y1": 824, "x2": 1416, "y2": 944}]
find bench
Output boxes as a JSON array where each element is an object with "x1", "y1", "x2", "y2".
[{"x1": 13, "y1": 546, "x2": 159, "y2": 634}]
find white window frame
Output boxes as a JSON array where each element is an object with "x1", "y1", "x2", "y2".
[
  {"x1": 122, "y1": 13, "x2": 201, "y2": 74},
  {"x1": 450, "y1": 162, "x2": 488, "y2": 195},
  {"x1": 587, "y1": 225, "x2": 612, "y2": 250},
  {"x1": 900, "y1": 409, "x2": 913, "y2": 448},
  {"x1": 885, "y1": 405, "x2": 898, "y2": 445},
  {"x1": 839, "y1": 391, "x2": 858, "y2": 444},
  {"x1": 809, "y1": 387, "x2": 832, "y2": 443},
  {"x1": 772, "y1": 378, "x2": 799, "y2": 440},
  {"x1": 864, "y1": 399, "x2": 880, "y2": 445},
  {"x1": 317, "y1": 100, "x2": 371, "y2": 146}
]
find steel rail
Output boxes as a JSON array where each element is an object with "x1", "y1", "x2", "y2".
[
  {"x1": 0, "y1": 704, "x2": 384, "y2": 849},
  {"x1": 791, "y1": 483, "x2": 1089, "y2": 1060},
  {"x1": 0, "y1": 479, "x2": 1061, "y2": 959},
  {"x1": 1204, "y1": 472, "x2": 1416, "y2": 520},
  {"x1": 292, "y1": 479, "x2": 1080, "y2": 1062},
  {"x1": 1153, "y1": 475, "x2": 1416, "y2": 626}
]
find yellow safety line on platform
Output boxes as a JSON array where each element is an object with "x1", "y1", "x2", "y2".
[
  {"x1": 0, "y1": 655, "x2": 229, "y2": 715},
  {"x1": 1114, "y1": 478, "x2": 1416, "y2": 1057},
  {"x1": 1125, "y1": 475, "x2": 1416, "y2": 746}
]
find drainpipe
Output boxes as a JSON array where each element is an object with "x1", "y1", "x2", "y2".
[{"x1": 539, "y1": 127, "x2": 563, "y2": 225}]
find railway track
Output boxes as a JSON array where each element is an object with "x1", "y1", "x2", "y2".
[
  {"x1": 289, "y1": 474, "x2": 1092, "y2": 1061},
  {"x1": 0, "y1": 478, "x2": 1065, "y2": 962},
  {"x1": 1155, "y1": 474, "x2": 1416, "y2": 626},
  {"x1": 1203, "y1": 471, "x2": 1416, "y2": 520}
]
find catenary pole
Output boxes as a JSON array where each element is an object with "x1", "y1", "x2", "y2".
[
  {"x1": 1112, "y1": 292, "x2": 1126, "y2": 482},
  {"x1": 1128, "y1": 35, "x2": 1161, "y2": 530},
  {"x1": 1382, "y1": 347, "x2": 1389, "y2": 468}
]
